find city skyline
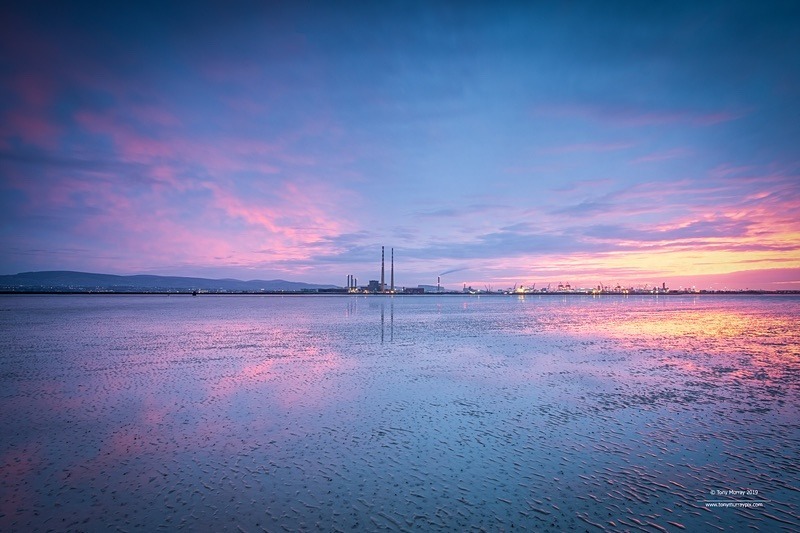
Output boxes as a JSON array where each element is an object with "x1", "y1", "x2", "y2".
[{"x1": 2, "y1": 2, "x2": 799, "y2": 290}]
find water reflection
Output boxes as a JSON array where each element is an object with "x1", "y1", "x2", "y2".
[
  {"x1": 345, "y1": 296, "x2": 359, "y2": 318},
  {"x1": 2, "y1": 295, "x2": 798, "y2": 532},
  {"x1": 380, "y1": 299, "x2": 394, "y2": 344},
  {"x1": 498, "y1": 296, "x2": 800, "y2": 419}
]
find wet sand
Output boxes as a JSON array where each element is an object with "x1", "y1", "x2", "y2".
[{"x1": 1, "y1": 294, "x2": 798, "y2": 531}]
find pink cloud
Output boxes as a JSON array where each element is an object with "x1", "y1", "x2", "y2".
[
  {"x1": 668, "y1": 268, "x2": 800, "y2": 291},
  {"x1": 74, "y1": 110, "x2": 174, "y2": 160},
  {"x1": 1, "y1": 70, "x2": 62, "y2": 148},
  {"x1": 203, "y1": 182, "x2": 284, "y2": 234},
  {"x1": 0, "y1": 17, "x2": 82, "y2": 150},
  {"x1": 74, "y1": 109, "x2": 294, "y2": 175},
  {"x1": 65, "y1": 103, "x2": 358, "y2": 270},
  {"x1": 8, "y1": 154, "x2": 353, "y2": 274},
  {"x1": 708, "y1": 164, "x2": 756, "y2": 178},
  {"x1": 9, "y1": 72, "x2": 56, "y2": 108},
  {"x1": 2, "y1": 110, "x2": 61, "y2": 147}
]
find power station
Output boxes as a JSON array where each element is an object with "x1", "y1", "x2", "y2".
[{"x1": 347, "y1": 246, "x2": 396, "y2": 294}]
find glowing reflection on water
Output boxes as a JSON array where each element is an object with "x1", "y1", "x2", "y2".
[{"x1": 1, "y1": 294, "x2": 798, "y2": 531}]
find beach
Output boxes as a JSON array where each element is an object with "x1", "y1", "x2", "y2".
[{"x1": 1, "y1": 294, "x2": 798, "y2": 531}]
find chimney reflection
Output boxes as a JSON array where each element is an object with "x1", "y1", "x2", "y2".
[
  {"x1": 346, "y1": 297, "x2": 358, "y2": 317},
  {"x1": 380, "y1": 299, "x2": 395, "y2": 344}
]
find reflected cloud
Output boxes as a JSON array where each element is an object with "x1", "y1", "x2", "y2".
[{"x1": 504, "y1": 297, "x2": 800, "y2": 398}]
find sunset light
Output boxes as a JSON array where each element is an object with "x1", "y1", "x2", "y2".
[
  {"x1": 1, "y1": 3, "x2": 798, "y2": 289},
  {"x1": 2, "y1": 5, "x2": 799, "y2": 530}
]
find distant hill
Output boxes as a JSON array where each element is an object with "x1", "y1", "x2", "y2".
[{"x1": 0, "y1": 271, "x2": 338, "y2": 292}]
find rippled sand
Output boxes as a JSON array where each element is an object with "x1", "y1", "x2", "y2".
[{"x1": 1, "y1": 294, "x2": 798, "y2": 531}]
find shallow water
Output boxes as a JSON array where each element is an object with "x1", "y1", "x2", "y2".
[{"x1": 1, "y1": 294, "x2": 799, "y2": 531}]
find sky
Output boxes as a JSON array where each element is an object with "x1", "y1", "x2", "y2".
[{"x1": 1, "y1": 1, "x2": 799, "y2": 290}]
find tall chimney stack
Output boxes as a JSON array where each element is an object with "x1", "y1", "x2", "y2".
[
  {"x1": 437, "y1": 275, "x2": 441, "y2": 293},
  {"x1": 390, "y1": 248, "x2": 394, "y2": 293},
  {"x1": 380, "y1": 246, "x2": 385, "y2": 292}
]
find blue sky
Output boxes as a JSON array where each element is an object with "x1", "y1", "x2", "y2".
[{"x1": 1, "y1": 1, "x2": 799, "y2": 289}]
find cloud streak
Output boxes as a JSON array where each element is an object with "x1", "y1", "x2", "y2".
[{"x1": 1, "y1": 2, "x2": 799, "y2": 289}]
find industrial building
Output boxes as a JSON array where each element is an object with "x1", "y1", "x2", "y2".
[{"x1": 347, "y1": 246, "x2": 397, "y2": 294}]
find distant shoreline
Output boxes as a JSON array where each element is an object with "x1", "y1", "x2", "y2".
[{"x1": 2, "y1": 290, "x2": 798, "y2": 296}]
